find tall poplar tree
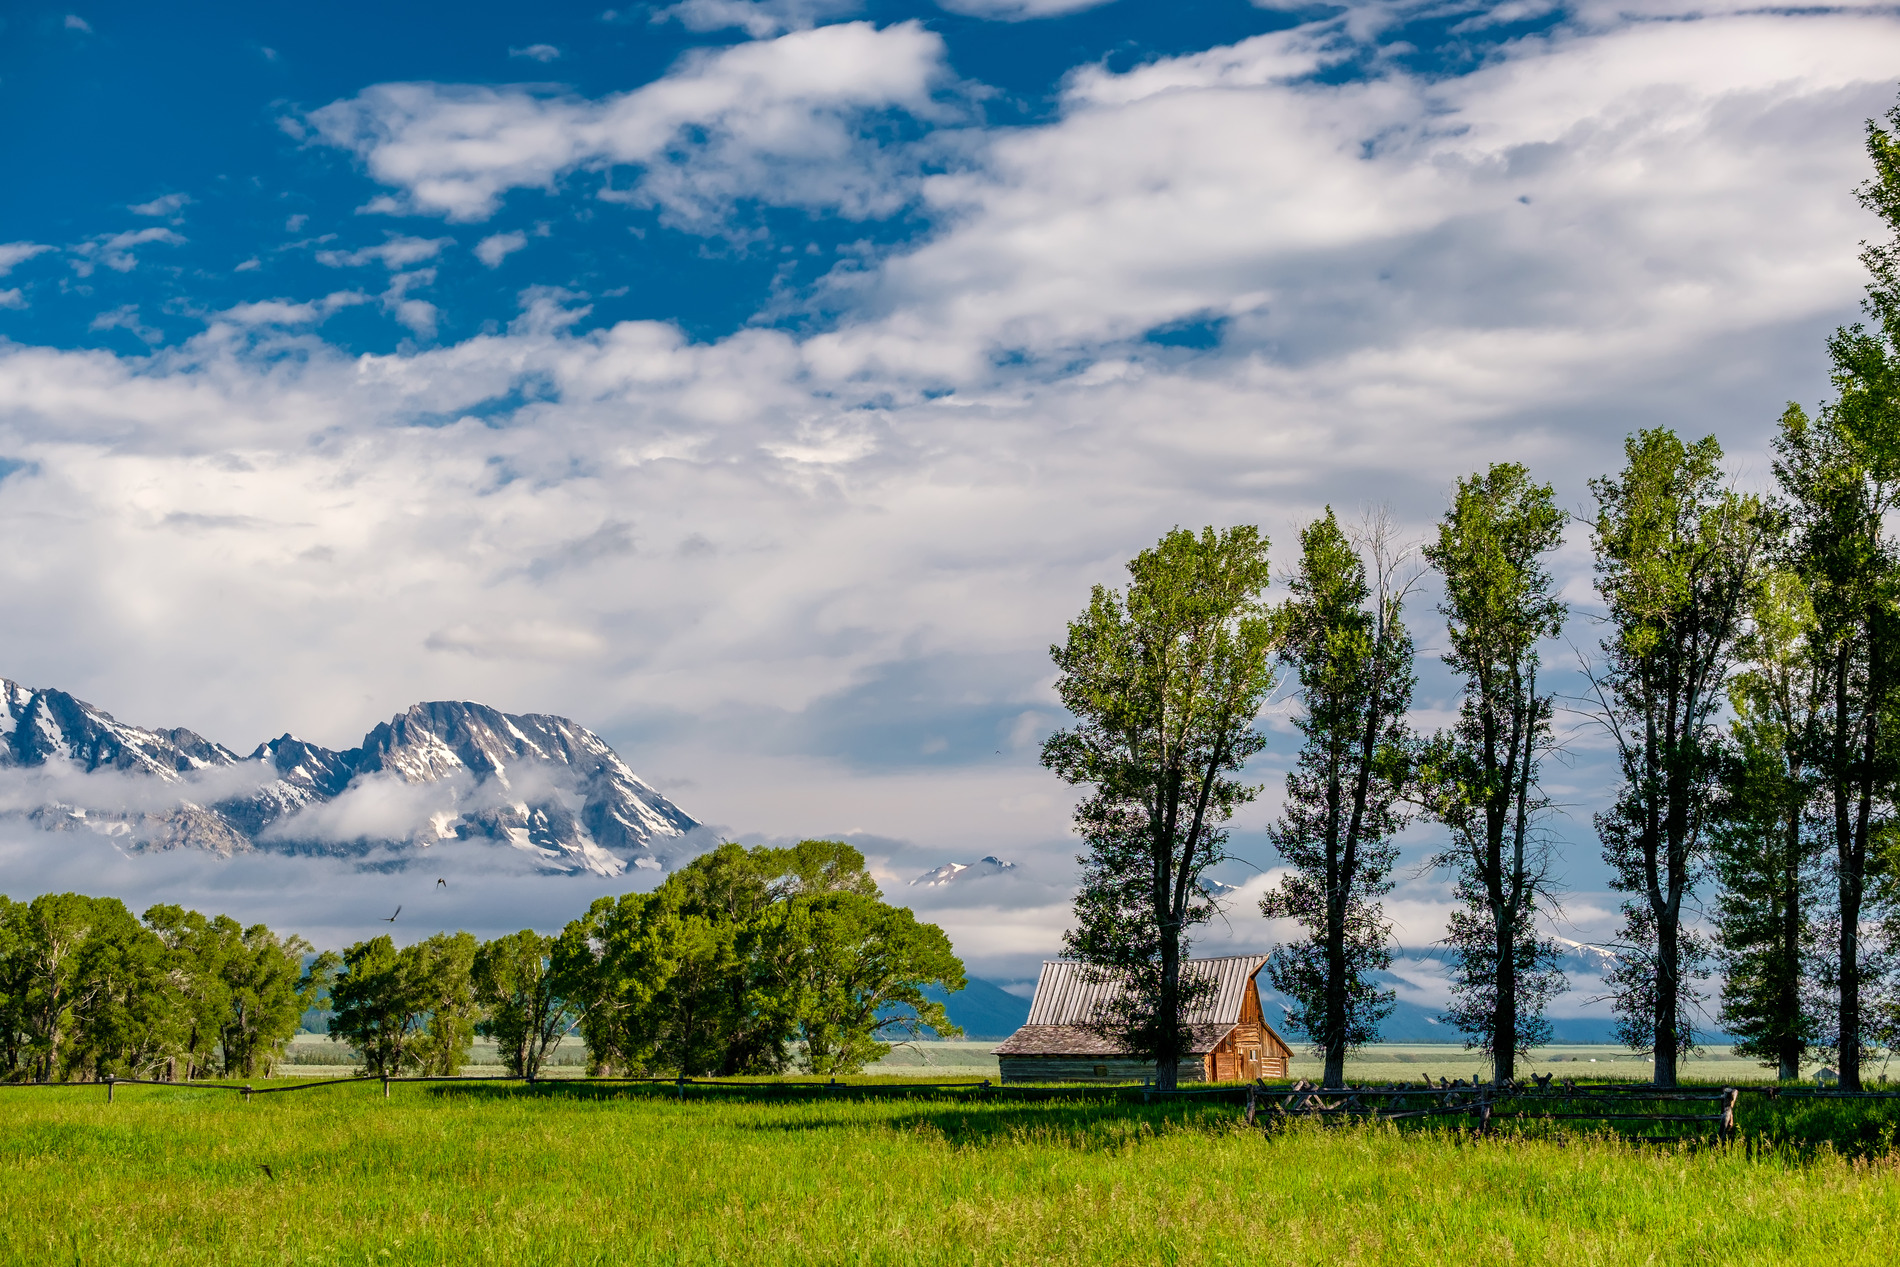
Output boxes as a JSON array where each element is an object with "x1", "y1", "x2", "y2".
[
  {"x1": 1417, "y1": 464, "x2": 1568, "y2": 1085},
  {"x1": 1043, "y1": 525, "x2": 1280, "y2": 1090},
  {"x1": 1589, "y1": 429, "x2": 1763, "y2": 1088},
  {"x1": 1712, "y1": 568, "x2": 1828, "y2": 1081},
  {"x1": 1261, "y1": 509, "x2": 1416, "y2": 1089}
]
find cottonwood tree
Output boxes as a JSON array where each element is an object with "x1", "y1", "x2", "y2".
[
  {"x1": 215, "y1": 923, "x2": 324, "y2": 1078},
  {"x1": 1043, "y1": 525, "x2": 1280, "y2": 1090},
  {"x1": 143, "y1": 905, "x2": 236, "y2": 1079},
  {"x1": 1416, "y1": 465, "x2": 1568, "y2": 1085},
  {"x1": 0, "y1": 895, "x2": 325, "y2": 1083},
  {"x1": 783, "y1": 893, "x2": 963, "y2": 1074},
  {"x1": 473, "y1": 929, "x2": 581, "y2": 1079},
  {"x1": 328, "y1": 932, "x2": 479, "y2": 1077},
  {"x1": 1589, "y1": 428, "x2": 1764, "y2": 1088},
  {"x1": 1262, "y1": 510, "x2": 1417, "y2": 1090},
  {"x1": 1712, "y1": 569, "x2": 1829, "y2": 1080},
  {"x1": 565, "y1": 840, "x2": 960, "y2": 1077}
]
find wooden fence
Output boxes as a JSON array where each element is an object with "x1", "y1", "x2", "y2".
[{"x1": 1248, "y1": 1080, "x2": 1741, "y2": 1143}]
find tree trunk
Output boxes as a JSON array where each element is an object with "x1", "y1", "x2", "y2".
[
  {"x1": 1322, "y1": 898, "x2": 1347, "y2": 1088},
  {"x1": 1493, "y1": 906, "x2": 1516, "y2": 1086},
  {"x1": 1156, "y1": 913, "x2": 1180, "y2": 1091},
  {"x1": 1778, "y1": 797, "x2": 1805, "y2": 1083},
  {"x1": 1840, "y1": 865, "x2": 1863, "y2": 1092},
  {"x1": 1654, "y1": 910, "x2": 1679, "y2": 1088}
]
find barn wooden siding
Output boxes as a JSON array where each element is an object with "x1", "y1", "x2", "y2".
[{"x1": 996, "y1": 1057, "x2": 1204, "y2": 1085}]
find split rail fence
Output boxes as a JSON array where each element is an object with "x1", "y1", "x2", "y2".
[{"x1": 1246, "y1": 1080, "x2": 1746, "y2": 1144}]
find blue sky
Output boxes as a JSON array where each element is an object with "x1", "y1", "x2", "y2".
[{"x1": 2, "y1": 0, "x2": 1899, "y2": 996}]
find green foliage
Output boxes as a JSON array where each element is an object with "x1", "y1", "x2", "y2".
[
  {"x1": 1713, "y1": 569, "x2": 1830, "y2": 1079},
  {"x1": 783, "y1": 893, "x2": 965, "y2": 1074},
  {"x1": 1262, "y1": 509, "x2": 1415, "y2": 1087},
  {"x1": 142, "y1": 904, "x2": 318, "y2": 1078},
  {"x1": 0, "y1": 893, "x2": 326, "y2": 1082},
  {"x1": 473, "y1": 929, "x2": 580, "y2": 1078},
  {"x1": 1416, "y1": 464, "x2": 1568, "y2": 1082},
  {"x1": 1042, "y1": 525, "x2": 1279, "y2": 1088},
  {"x1": 327, "y1": 932, "x2": 479, "y2": 1077},
  {"x1": 1590, "y1": 428, "x2": 1764, "y2": 1084},
  {"x1": 1772, "y1": 393, "x2": 1900, "y2": 1091},
  {"x1": 564, "y1": 841, "x2": 964, "y2": 1077}
]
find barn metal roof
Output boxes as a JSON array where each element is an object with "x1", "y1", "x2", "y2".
[
  {"x1": 1021, "y1": 955, "x2": 1268, "y2": 1027},
  {"x1": 991, "y1": 1022, "x2": 1238, "y2": 1057}
]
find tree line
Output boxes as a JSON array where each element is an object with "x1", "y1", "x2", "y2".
[
  {"x1": 1043, "y1": 98, "x2": 1900, "y2": 1092},
  {"x1": 0, "y1": 840, "x2": 964, "y2": 1082}
]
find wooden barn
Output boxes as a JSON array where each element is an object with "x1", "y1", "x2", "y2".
[{"x1": 991, "y1": 955, "x2": 1293, "y2": 1084}]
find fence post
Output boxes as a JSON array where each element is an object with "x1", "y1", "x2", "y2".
[
  {"x1": 382, "y1": 1075, "x2": 389, "y2": 1100},
  {"x1": 242, "y1": 1086, "x2": 253, "y2": 1103},
  {"x1": 1479, "y1": 1088, "x2": 1492, "y2": 1137},
  {"x1": 1246, "y1": 1082, "x2": 1258, "y2": 1127},
  {"x1": 1721, "y1": 1087, "x2": 1738, "y2": 1142},
  {"x1": 106, "y1": 1077, "x2": 114, "y2": 1105}
]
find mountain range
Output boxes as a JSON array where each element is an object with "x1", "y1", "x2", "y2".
[{"x1": 0, "y1": 678, "x2": 698, "y2": 875}]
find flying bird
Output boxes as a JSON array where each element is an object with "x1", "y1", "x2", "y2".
[
  {"x1": 384, "y1": 906, "x2": 401, "y2": 923},
  {"x1": 436, "y1": 878, "x2": 447, "y2": 888}
]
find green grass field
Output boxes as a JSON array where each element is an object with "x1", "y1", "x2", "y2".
[
  {"x1": 7, "y1": 1075, "x2": 1900, "y2": 1266},
  {"x1": 276, "y1": 1037, "x2": 1847, "y2": 1084}
]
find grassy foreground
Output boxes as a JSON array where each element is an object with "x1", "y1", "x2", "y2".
[{"x1": 5, "y1": 1081, "x2": 1900, "y2": 1266}]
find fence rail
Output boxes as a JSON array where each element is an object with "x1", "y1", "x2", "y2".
[{"x1": 1251, "y1": 1080, "x2": 1740, "y2": 1143}]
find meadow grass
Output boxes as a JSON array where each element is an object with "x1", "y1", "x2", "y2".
[{"x1": 5, "y1": 1078, "x2": 1900, "y2": 1266}]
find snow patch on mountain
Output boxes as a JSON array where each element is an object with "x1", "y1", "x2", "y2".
[{"x1": 911, "y1": 856, "x2": 1018, "y2": 886}]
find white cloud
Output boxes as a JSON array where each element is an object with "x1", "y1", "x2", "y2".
[
  {"x1": 474, "y1": 230, "x2": 528, "y2": 267},
  {"x1": 63, "y1": 13, "x2": 91, "y2": 32},
  {"x1": 0, "y1": 243, "x2": 51, "y2": 276},
  {"x1": 129, "y1": 193, "x2": 191, "y2": 218},
  {"x1": 69, "y1": 227, "x2": 185, "y2": 276},
  {"x1": 0, "y1": 820, "x2": 660, "y2": 950},
  {"x1": 87, "y1": 305, "x2": 163, "y2": 343},
  {"x1": 212, "y1": 292, "x2": 367, "y2": 327},
  {"x1": 306, "y1": 21, "x2": 961, "y2": 226},
  {"x1": 655, "y1": 0, "x2": 862, "y2": 38},
  {"x1": 508, "y1": 43, "x2": 562, "y2": 62},
  {"x1": 314, "y1": 234, "x2": 451, "y2": 269},
  {"x1": 0, "y1": 290, "x2": 23, "y2": 310},
  {"x1": 425, "y1": 620, "x2": 607, "y2": 660},
  {"x1": 934, "y1": 0, "x2": 1115, "y2": 18}
]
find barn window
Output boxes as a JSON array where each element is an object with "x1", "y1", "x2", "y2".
[{"x1": 1092, "y1": 1065, "x2": 1107, "y2": 1076}]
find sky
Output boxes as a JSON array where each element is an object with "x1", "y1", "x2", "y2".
[{"x1": 2, "y1": 0, "x2": 1899, "y2": 1010}]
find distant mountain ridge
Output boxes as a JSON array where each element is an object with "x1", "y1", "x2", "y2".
[
  {"x1": 911, "y1": 856, "x2": 1017, "y2": 886},
  {"x1": 0, "y1": 679, "x2": 697, "y2": 875}
]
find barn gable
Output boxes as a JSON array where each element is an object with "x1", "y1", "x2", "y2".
[{"x1": 992, "y1": 955, "x2": 1293, "y2": 1084}]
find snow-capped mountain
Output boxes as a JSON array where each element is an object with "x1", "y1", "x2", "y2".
[
  {"x1": 0, "y1": 679, "x2": 697, "y2": 876},
  {"x1": 911, "y1": 856, "x2": 1018, "y2": 886},
  {"x1": 1550, "y1": 936, "x2": 1621, "y2": 975}
]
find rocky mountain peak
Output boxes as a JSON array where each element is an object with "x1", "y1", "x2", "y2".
[{"x1": 0, "y1": 677, "x2": 697, "y2": 876}]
